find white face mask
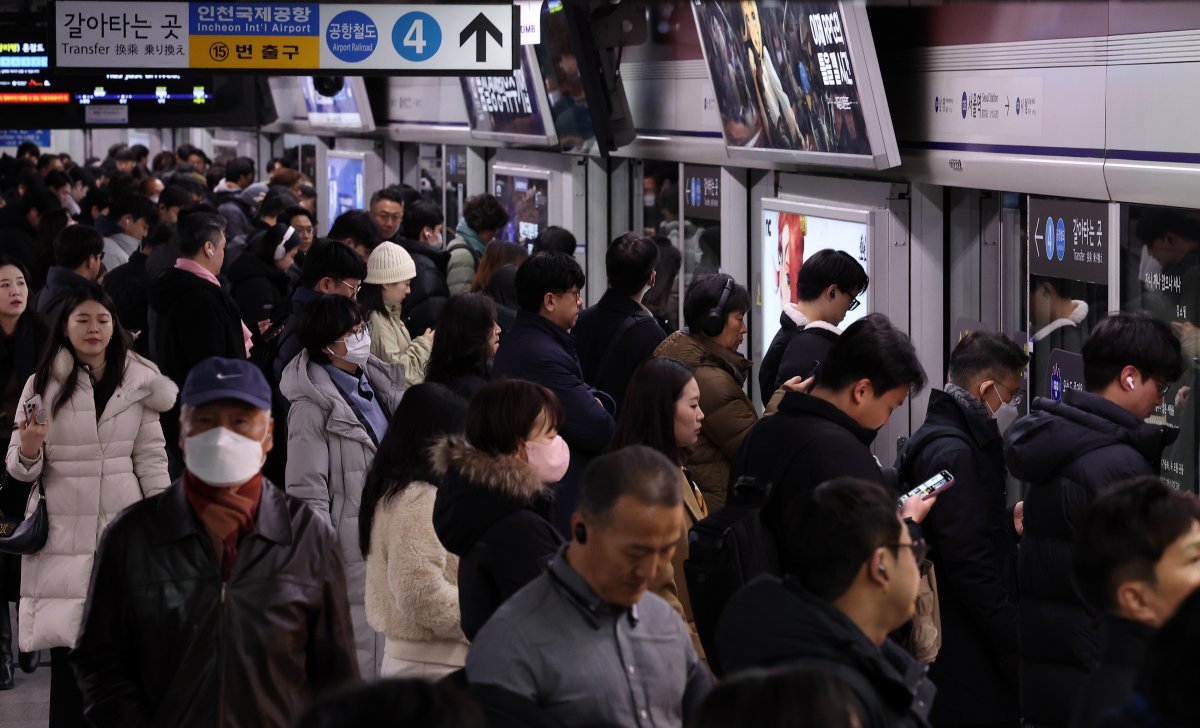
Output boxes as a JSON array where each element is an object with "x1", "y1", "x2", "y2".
[
  {"x1": 184, "y1": 426, "x2": 265, "y2": 487},
  {"x1": 328, "y1": 331, "x2": 372, "y2": 368},
  {"x1": 983, "y1": 383, "x2": 1021, "y2": 433}
]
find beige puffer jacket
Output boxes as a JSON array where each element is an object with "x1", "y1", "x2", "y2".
[
  {"x1": 6, "y1": 349, "x2": 176, "y2": 651},
  {"x1": 365, "y1": 482, "x2": 468, "y2": 669},
  {"x1": 369, "y1": 304, "x2": 432, "y2": 385}
]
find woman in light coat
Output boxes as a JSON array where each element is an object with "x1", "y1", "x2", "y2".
[
  {"x1": 361, "y1": 242, "x2": 433, "y2": 384},
  {"x1": 361, "y1": 383, "x2": 469, "y2": 679},
  {"x1": 7, "y1": 287, "x2": 174, "y2": 727},
  {"x1": 282, "y1": 295, "x2": 405, "y2": 679}
]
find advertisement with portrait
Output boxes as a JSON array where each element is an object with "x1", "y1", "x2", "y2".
[
  {"x1": 493, "y1": 170, "x2": 551, "y2": 246},
  {"x1": 693, "y1": 1, "x2": 873, "y2": 161},
  {"x1": 326, "y1": 153, "x2": 364, "y2": 229},
  {"x1": 760, "y1": 199, "x2": 870, "y2": 357}
]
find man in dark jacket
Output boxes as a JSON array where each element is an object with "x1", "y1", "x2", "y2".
[
  {"x1": 38, "y1": 224, "x2": 104, "y2": 324},
  {"x1": 573, "y1": 233, "x2": 666, "y2": 413},
  {"x1": 1004, "y1": 311, "x2": 1184, "y2": 727},
  {"x1": 1068, "y1": 477, "x2": 1200, "y2": 728},
  {"x1": 272, "y1": 240, "x2": 366, "y2": 380},
  {"x1": 397, "y1": 200, "x2": 450, "y2": 337},
  {"x1": 731, "y1": 313, "x2": 927, "y2": 569},
  {"x1": 0, "y1": 186, "x2": 57, "y2": 275},
  {"x1": 212, "y1": 156, "x2": 256, "y2": 241},
  {"x1": 493, "y1": 252, "x2": 616, "y2": 535},
  {"x1": 717, "y1": 477, "x2": 936, "y2": 728},
  {"x1": 759, "y1": 249, "x2": 868, "y2": 406},
  {"x1": 72, "y1": 357, "x2": 359, "y2": 728},
  {"x1": 901, "y1": 331, "x2": 1028, "y2": 727},
  {"x1": 104, "y1": 221, "x2": 173, "y2": 358}
]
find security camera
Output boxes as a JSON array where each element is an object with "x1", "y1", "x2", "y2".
[{"x1": 312, "y1": 76, "x2": 345, "y2": 97}]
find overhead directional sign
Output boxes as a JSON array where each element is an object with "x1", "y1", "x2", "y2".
[{"x1": 53, "y1": 2, "x2": 517, "y2": 74}]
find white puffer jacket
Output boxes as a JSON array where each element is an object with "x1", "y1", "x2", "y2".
[
  {"x1": 365, "y1": 482, "x2": 468, "y2": 669},
  {"x1": 5, "y1": 349, "x2": 176, "y2": 651}
]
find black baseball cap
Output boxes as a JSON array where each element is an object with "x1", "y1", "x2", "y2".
[{"x1": 181, "y1": 357, "x2": 271, "y2": 411}]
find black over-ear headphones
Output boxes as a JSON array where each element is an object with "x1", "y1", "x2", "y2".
[
  {"x1": 700, "y1": 277, "x2": 735, "y2": 337},
  {"x1": 574, "y1": 523, "x2": 588, "y2": 544}
]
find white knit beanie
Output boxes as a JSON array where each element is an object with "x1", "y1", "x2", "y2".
[{"x1": 365, "y1": 241, "x2": 417, "y2": 284}]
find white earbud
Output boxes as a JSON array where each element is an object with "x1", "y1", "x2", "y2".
[{"x1": 1126, "y1": 376, "x2": 1135, "y2": 389}]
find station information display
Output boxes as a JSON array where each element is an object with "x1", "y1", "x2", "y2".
[
  {"x1": 1119, "y1": 203, "x2": 1200, "y2": 492},
  {"x1": 461, "y1": 48, "x2": 556, "y2": 146}
]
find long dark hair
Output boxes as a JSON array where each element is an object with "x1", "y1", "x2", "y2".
[
  {"x1": 425, "y1": 293, "x2": 496, "y2": 386},
  {"x1": 357, "y1": 282, "x2": 388, "y2": 317},
  {"x1": 610, "y1": 357, "x2": 694, "y2": 465},
  {"x1": 359, "y1": 383, "x2": 468, "y2": 557},
  {"x1": 33, "y1": 286, "x2": 130, "y2": 415}
]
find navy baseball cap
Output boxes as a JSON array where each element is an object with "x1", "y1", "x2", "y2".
[{"x1": 181, "y1": 357, "x2": 271, "y2": 411}]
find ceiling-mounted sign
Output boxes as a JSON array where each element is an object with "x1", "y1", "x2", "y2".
[
  {"x1": 53, "y1": 2, "x2": 517, "y2": 74},
  {"x1": 1028, "y1": 197, "x2": 1109, "y2": 285}
]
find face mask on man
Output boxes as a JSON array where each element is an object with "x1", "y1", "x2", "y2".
[
  {"x1": 524, "y1": 435, "x2": 570, "y2": 484},
  {"x1": 983, "y1": 383, "x2": 1021, "y2": 433},
  {"x1": 326, "y1": 331, "x2": 372, "y2": 368},
  {"x1": 184, "y1": 427, "x2": 265, "y2": 487}
]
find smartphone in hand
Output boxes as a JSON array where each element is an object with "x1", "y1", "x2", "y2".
[
  {"x1": 22, "y1": 394, "x2": 42, "y2": 422},
  {"x1": 897, "y1": 470, "x2": 955, "y2": 508}
]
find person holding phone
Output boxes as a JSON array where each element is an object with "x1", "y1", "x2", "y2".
[
  {"x1": 6, "y1": 287, "x2": 175, "y2": 726},
  {"x1": 900, "y1": 331, "x2": 1029, "y2": 728}
]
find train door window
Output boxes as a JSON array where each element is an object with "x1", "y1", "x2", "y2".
[
  {"x1": 642, "y1": 160, "x2": 681, "y2": 333},
  {"x1": 1120, "y1": 203, "x2": 1200, "y2": 491},
  {"x1": 445, "y1": 145, "x2": 468, "y2": 234},
  {"x1": 1026, "y1": 197, "x2": 1109, "y2": 405},
  {"x1": 418, "y1": 143, "x2": 444, "y2": 223},
  {"x1": 680, "y1": 164, "x2": 722, "y2": 287}
]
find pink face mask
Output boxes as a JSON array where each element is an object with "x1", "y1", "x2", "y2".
[{"x1": 524, "y1": 435, "x2": 570, "y2": 484}]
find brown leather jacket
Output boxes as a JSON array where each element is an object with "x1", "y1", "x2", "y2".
[{"x1": 72, "y1": 480, "x2": 359, "y2": 728}]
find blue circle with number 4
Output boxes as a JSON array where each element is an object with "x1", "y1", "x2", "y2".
[{"x1": 393, "y1": 12, "x2": 441, "y2": 62}]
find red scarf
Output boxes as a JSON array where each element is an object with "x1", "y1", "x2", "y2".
[{"x1": 182, "y1": 471, "x2": 263, "y2": 580}]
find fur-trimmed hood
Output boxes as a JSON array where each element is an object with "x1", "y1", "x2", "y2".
[{"x1": 430, "y1": 435, "x2": 551, "y2": 556}]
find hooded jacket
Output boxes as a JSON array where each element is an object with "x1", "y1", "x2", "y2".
[
  {"x1": 281, "y1": 350, "x2": 406, "y2": 678},
  {"x1": 1004, "y1": 389, "x2": 1176, "y2": 727},
  {"x1": 447, "y1": 219, "x2": 485, "y2": 296},
  {"x1": 1071, "y1": 616, "x2": 1153, "y2": 728},
  {"x1": 5, "y1": 350, "x2": 176, "y2": 651},
  {"x1": 654, "y1": 331, "x2": 756, "y2": 512},
  {"x1": 148, "y1": 265, "x2": 247, "y2": 388},
  {"x1": 716, "y1": 574, "x2": 935, "y2": 728},
  {"x1": 758, "y1": 304, "x2": 809, "y2": 406},
  {"x1": 430, "y1": 437, "x2": 564, "y2": 641},
  {"x1": 396, "y1": 238, "x2": 450, "y2": 338},
  {"x1": 369, "y1": 303, "x2": 432, "y2": 386},
  {"x1": 774, "y1": 320, "x2": 841, "y2": 390}
]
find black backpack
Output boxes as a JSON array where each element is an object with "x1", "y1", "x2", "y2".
[{"x1": 684, "y1": 474, "x2": 781, "y2": 675}]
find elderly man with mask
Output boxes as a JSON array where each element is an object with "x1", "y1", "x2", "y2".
[{"x1": 72, "y1": 357, "x2": 359, "y2": 728}]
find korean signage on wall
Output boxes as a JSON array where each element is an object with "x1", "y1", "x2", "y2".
[
  {"x1": 54, "y1": 2, "x2": 516, "y2": 74},
  {"x1": 683, "y1": 165, "x2": 721, "y2": 222},
  {"x1": 1028, "y1": 198, "x2": 1109, "y2": 285}
]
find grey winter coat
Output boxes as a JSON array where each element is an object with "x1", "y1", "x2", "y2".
[{"x1": 281, "y1": 350, "x2": 406, "y2": 678}]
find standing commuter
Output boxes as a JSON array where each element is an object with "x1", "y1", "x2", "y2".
[
  {"x1": 8, "y1": 287, "x2": 175, "y2": 727},
  {"x1": 531, "y1": 225, "x2": 578, "y2": 256},
  {"x1": 493, "y1": 252, "x2": 615, "y2": 533},
  {"x1": 396, "y1": 200, "x2": 451, "y2": 337},
  {"x1": 431, "y1": 380, "x2": 566, "y2": 639},
  {"x1": 328, "y1": 210, "x2": 381, "y2": 262},
  {"x1": 283, "y1": 295, "x2": 406, "y2": 678},
  {"x1": 654, "y1": 273, "x2": 755, "y2": 512},
  {"x1": 361, "y1": 242, "x2": 433, "y2": 385},
  {"x1": 368, "y1": 186, "x2": 405, "y2": 243},
  {"x1": 273, "y1": 240, "x2": 367, "y2": 379},
  {"x1": 731, "y1": 313, "x2": 927, "y2": 564},
  {"x1": 212, "y1": 156, "x2": 256, "y2": 241},
  {"x1": 101, "y1": 193, "x2": 155, "y2": 268},
  {"x1": 447, "y1": 193, "x2": 508, "y2": 295},
  {"x1": 104, "y1": 221, "x2": 173, "y2": 358},
  {"x1": 423, "y1": 293, "x2": 499, "y2": 403},
  {"x1": 1005, "y1": 311, "x2": 1184, "y2": 727},
  {"x1": 465, "y1": 446, "x2": 712, "y2": 727},
  {"x1": 1071, "y1": 477, "x2": 1200, "y2": 728},
  {"x1": 574, "y1": 233, "x2": 667, "y2": 412},
  {"x1": 72, "y1": 357, "x2": 358, "y2": 728},
  {"x1": 760, "y1": 249, "x2": 868, "y2": 406},
  {"x1": 901, "y1": 331, "x2": 1028, "y2": 727},
  {"x1": 469, "y1": 240, "x2": 527, "y2": 334},
  {"x1": 228, "y1": 222, "x2": 302, "y2": 337},
  {"x1": 38, "y1": 225, "x2": 103, "y2": 325}
]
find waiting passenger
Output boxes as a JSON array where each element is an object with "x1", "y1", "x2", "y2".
[
  {"x1": 361, "y1": 242, "x2": 433, "y2": 385},
  {"x1": 692, "y1": 665, "x2": 865, "y2": 728},
  {"x1": 716, "y1": 478, "x2": 936, "y2": 727},
  {"x1": 212, "y1": 156, "x2": 256, "y2": 241},
  {"x1": 273, "y1": 240, "x2": 367, "y2": 381},
  {"x1": 102, "y1": 192, "x2": 155, "y2": 268},
  {"x1": 610, "y1": 356, "x2": 708, "y2": 654},
  {"x1": 448, "y1": 193, "x2": 508, "y2": 295},
  {"x1": 38, "y1": 224, "x2": 103, "y2": 325},
  {"x1": 362, "y1": 383, "x2": 470, "y2": 679},
  {"x1": 469, "y1": 240, "x2": 527, "y2": 334},
  {"x1": 761, "y1": 249, "x2": 869, "y2": 406},
  {"x1": 654, "y1": 272, "x2": 754, "y2": 512},
  {"x1": 8, "y1": 287, "x2": 175, "y2": 726},
  {"x1": 574, "y1": 233, "x2": 667, "y2": 412},
  {"x1": 424, "y1": 292, "x2": 499, "y2": 402},
  {"x1": 396, "y1": 200, "x2": 451, "y2": 336},
  {"x1": 283, "y1": 295, "x2": 406, "y2": 679},
  {"x1": 1005, "y1": 311, "x2": 1184, "y2": 728},
  {"x1": 104, "y1": 221, "x2": 173, "y2": 358},
  {"x1": 899, "y1": 330, "x2": 1028, "y2": 727},
  {"x1": 155, "y1": 184, "x2": 192, "y2": 225},
  {"x1": 1070, "y1": 477, "x2": 1200, "y2": 728},
  {"x1": 228, "y1": 222, "x2": 301, "y2": 338},
  {"x1": 531, "y1": 225, "x2": 578, "y2": 256},
  {"x1": 465, "y1": 446, "x2": 712, "y2": 727},
  {"x1": 0, "y1": 187, "x2": 59, "y2": 276},
  {"x1": 431, "y1": 380, "x2": 566, "y2": 640},
  {"x1": 493, "y1": 252, "x2": 615, "y2": 533},
  {"x1": 731, "y1": 313, "x2": 928, "y2": 566},
  {"x1": 72, "y1": 357, "x2": 359, "y2": 728},
  {"x1": 329, "y1": 209, "x2": 381, "y2": 262},
  {"x1": 369, "y1": 186, "x2": 405, "y2": 243},
  {"x1": 282, "y1": 204, "x2": 317, "y2": 279}
]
